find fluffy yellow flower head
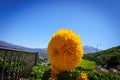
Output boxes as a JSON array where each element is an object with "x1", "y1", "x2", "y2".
[
  {"x1": 47, "y1": 29, "x2": 83, "y2": 72},
  {"x1": 78, "y1": 73, "x2": 88, "y2": 80}
]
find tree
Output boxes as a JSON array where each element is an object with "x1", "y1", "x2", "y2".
[{"x1": 107, "y1": 55, "x2": 120, "y2": 67}]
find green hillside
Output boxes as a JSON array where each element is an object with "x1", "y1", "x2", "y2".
[{"x1": 83, "y1": 46, "x2": 120, "y2": 67}]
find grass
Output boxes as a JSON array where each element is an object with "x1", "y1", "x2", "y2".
[{"x1": 80, "y1": 59, "x2": 97, "y2": 69}]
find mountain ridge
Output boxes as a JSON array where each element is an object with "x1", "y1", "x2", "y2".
[{"x1": 0, "y1": 40, "x2": 100, "y2": 54}]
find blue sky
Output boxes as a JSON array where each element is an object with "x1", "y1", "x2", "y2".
[{"x1": 0, "y1": 0, "x2": 120, "y2": 50}]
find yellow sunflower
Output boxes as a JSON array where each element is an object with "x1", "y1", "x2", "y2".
[
  {"x1": 78, "y1": 73, "x2": 88, "y2": 80},
  {"x1": 47, "y1": 29, "x2": 83, "y2": 72}
]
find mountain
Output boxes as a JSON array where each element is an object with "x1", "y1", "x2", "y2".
[
  {"x1": 83, "y1": 46, "x2": 120, "y2": 66},
  {"x1": 84, "y1": 45, "x2": 101, "y2": 54},
  {"x1": 0, "y1": 40, "x2": 100, "y2": 54},
  {"x1": 0, "y1": 40, "x2": 47, "y2": 54}
]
